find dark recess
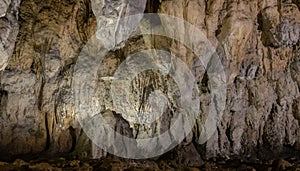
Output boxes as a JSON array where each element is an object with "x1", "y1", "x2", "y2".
[{"x1": 144, "y1": 0, "x2": 162, "y2": 26}]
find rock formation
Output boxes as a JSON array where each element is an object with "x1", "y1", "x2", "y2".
[{"x1": 0, "y1": 0, "x2": 299, "y2": 164}]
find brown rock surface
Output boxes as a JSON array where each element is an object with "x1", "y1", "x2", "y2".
[
  {"x1": 0, "y1": 157, "x2": 298, "y2": 171},
  {"x1": 0, "y1": 0, "x2": 299, "y2": 165}
]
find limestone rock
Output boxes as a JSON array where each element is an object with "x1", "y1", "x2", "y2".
[
  {"x1": 259, "y1": 3, "x2": 300, "y2": 47},
  {"x1": 0, "y1": 0, "x2": 20, "y2": 71},
  {"x1": 272, "y1": 159, "x2": 293, "y2": 171},
  {"x1": 0, "y1": 0, "x2": 299, "y2": 163}
]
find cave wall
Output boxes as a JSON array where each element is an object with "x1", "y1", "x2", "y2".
[
  {"x1": 158, "y1": 0, "x2": 300, "y2": 160},
  {"x1": 0, "y1": 0, "x2": 299, "y2": 160}
]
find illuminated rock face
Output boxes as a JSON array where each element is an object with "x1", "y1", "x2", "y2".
[
  {"x1": 0, "y1": 0, "x2": 19, "y2": 71},
  {"x1": 0, "y1": 0, "x2": 299, "y2": 161}
]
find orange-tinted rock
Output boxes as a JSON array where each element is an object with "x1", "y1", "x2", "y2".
[{"x1": 0, "y1": 0, "x2": 299, "y2": 162}]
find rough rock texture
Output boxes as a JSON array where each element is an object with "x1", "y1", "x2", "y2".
[
  {"x1": 1, "y1": 0, "x2": 96, "y2": 157},
  {"x1": 0, "y1": 0, "x2": 299, "y2": 163},
  {"x1": 0, "y1": 157, "x2": 300, "y2": 171},
  {"x1": 158, "y1": 0, "x2": 300, "y2": 161},
  {"x1": 0, "y1": 0, "x2": 20, "y2": 71}
]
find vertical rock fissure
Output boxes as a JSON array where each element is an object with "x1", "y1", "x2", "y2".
[
  {"x1": 68, "y1": 126, "x2": 77, "y2": 152},
  {"x1": 0, "y1": 88, "x2": 8, "y2": 118},
  {"x1": 44, "y1": 112, "x2": 51, "y2": 151},
  {"x1": 145, "y1": 0, "x2": 160, "y2": 13}
]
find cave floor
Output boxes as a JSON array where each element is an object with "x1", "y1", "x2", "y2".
[{"x1": 0, "y1": 156, "x2": 299, "y2": 171}]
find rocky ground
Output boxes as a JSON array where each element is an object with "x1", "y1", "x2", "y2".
[{"x1": 0, "y1": 157, "x2": 299, "y2": 171}]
